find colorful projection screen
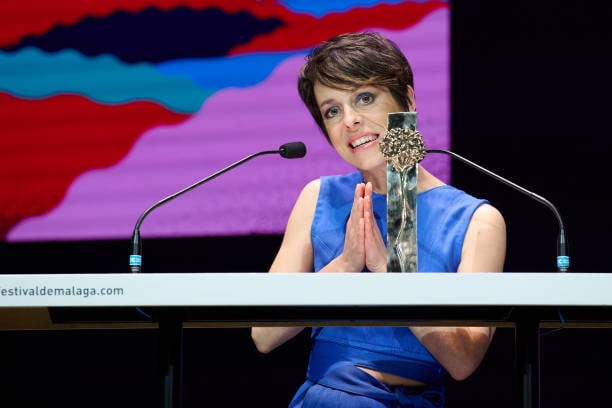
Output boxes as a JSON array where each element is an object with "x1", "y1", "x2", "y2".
[{"x1": 0, "y1": 1, "x2": 450, "y2": 242}]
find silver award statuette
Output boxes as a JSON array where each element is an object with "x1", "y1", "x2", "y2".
[{"x1": 378, "y1": 112, "x2": 426, "y2": 272}]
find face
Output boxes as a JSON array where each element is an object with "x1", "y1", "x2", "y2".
[{"x1": 314, "y1": 81, "x2": 412, "y2": 171}]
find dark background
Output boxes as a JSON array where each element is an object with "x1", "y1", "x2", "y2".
[{"x1": 1, "y1": 1, "x2": 611, "y2": 406}]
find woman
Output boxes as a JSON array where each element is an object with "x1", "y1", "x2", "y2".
[{"x1": 251, "y1": 32, "x2": 506, "y2": 407}]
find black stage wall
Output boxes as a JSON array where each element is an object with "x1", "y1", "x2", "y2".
[{"x1": 2, "y1": 1, "x2": 611, "y2": 407}]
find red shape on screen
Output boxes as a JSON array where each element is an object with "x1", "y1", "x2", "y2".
[
  {"x1": 0, "y1": 93, "x2": 188, "y2": 239},
  {"x1": 229, "y1": 1, "x2": 448, "y2": 54}
]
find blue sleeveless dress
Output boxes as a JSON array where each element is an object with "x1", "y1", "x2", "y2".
[{"x1": 288, "y1": 171, "x2": 488, "y2": 408}]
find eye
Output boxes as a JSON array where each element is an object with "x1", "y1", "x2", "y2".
[
  {"x1": 323, "y1": 105, "x2": 340, "y2": 119},
  {"x1": 356, "y1": 92, "x2": 375, "y2": 106}
]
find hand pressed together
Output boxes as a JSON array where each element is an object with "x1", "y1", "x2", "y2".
[{"x1": 339, "y1": 182, "x2": 387, "y2": 272}]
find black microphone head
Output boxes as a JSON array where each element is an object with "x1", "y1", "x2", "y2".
[{"x1": 279, "y1": 142, "x2": 307, "y2": 159}]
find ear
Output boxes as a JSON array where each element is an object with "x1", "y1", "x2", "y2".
[{"x1": 406, "y1": 85, "x2": 416, "y2": 111}]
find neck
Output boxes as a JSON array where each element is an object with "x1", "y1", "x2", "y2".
[{"x1": 361, "y1": 166, "x2": 387, "y2": 194}]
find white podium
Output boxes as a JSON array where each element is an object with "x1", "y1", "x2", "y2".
[{"x1": 2, "y1": 272, "x2": 612, "y2": 408}]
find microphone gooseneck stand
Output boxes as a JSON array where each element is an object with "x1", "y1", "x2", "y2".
[
  {"x1": 128, "y1": 142, "x2": 306, "y2": 408},
  {"x1": 129, "y1": 142, "x2": 307, "y2": 274},
  {"x1": 427, "y1": 149, "x2": 568, "y2": 273},
  {"x1": 427, "y1": 148, "x2": 569, "y2": 408}
]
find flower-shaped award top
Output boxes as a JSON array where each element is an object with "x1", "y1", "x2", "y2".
[{"x1": 379, "y1": 112, "x2": 426, "y2": 172}]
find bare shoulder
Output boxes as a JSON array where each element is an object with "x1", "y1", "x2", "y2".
[
  {"x1": 270, "y1": 179, "x2": 321, "y2": 273},
  {"x1": 283, "y1": 178, "x2": 321, "y2": 239},
  {"x1": 293, "y1": 179, "x2": 320, "y2": 213},
  {"x1": 302, "y1": 178, "x2": 321, "y2": 196},
  {"x1": 459, "y1": 203, "x2": 506, "y2": 273},
  {"x1": 472, "y1": 203, "x2": 506, "y2": 229}
]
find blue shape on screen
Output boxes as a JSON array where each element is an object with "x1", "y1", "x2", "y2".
[
  {"x1": 0, "y1": 48, "x2": 212, "y2": 113},
  {"x1": 279, "y1": 0, "x2": 441, "y2": 17},
  {"x1": 156, "y1": 52, "x2": 301, "y2": 90}
]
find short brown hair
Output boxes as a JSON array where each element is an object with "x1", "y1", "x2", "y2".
[{"x1": 298, "y1": 32, "x2": 414, "y2": 141}]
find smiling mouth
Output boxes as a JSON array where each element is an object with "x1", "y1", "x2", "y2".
[{"x1": 350, "y1": 135, "x2": 378, "y2": 149}]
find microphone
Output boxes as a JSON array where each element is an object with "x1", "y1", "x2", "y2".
[
  {"x1": 427, "y1": 149, "x2": 569, "y2": 272},
  {"x1": 279, "y1": 141, "x2": 307, "y2": 158},
  {"x1": 129, "y1": 142, "x2": 307, "y2": 273}
]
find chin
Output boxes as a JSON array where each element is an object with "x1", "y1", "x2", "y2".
[{"x1": 355, "y1": 157, "x2": 386, "y2": 172}]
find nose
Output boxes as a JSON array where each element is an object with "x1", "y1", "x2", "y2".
[{"x1": 343, "y1": 105, "x2": 361, "y2": 128}]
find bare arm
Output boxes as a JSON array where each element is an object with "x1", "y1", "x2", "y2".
[
  {"x1": 409, "y1": 204, "x2": 507, "y2": 380},
  {"x1": 251, "y1": 182, "x2": 387, "y2": 353},
  {"x1": 250, "y1": 180, "x2": 319, "y2": 354}
]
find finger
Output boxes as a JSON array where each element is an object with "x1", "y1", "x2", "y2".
[
  {"x1": 342, "y1": 198, "x2": 366, "y2": 271},
  {"x1": 363, "y1": 184, "x2": 387, "y2": 272},
  {"x1": 353, "y1": 183, "x2": 365, "y2": 210},
  {"x1": 363, "y1": 183, "x2": 373, "y2": 217},
  {"x1": 348, "y1": 183, "x2": 366, "y2": 227},
  {"x1": 363, "y1": 194, "x2": 378, "y2": 240},
  {"x1": 346, "y1": 194, "x2": 365, "y2": 245},
  {"x1": 364, "y1": 181, "x2": 373, "y2": 199}
]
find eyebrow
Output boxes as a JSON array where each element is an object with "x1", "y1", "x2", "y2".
[
  {"x1": 318, "y1": 86, "x2": 380, "y2": 107},
  {"x1": 318, "y1": 98, "x2": 334, "y2": 108}
]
